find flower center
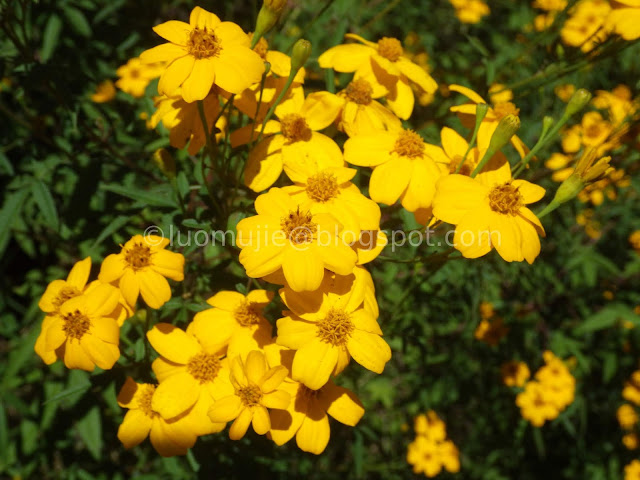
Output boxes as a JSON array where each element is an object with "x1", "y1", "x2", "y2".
[
  {"x1": 493, "y1": 102, "x2": 520, "y2": 120},
  {"x1": 234, "y1": 301, "x2": 262, "y2": 327},
  {"x1": 53, "y1": 285, "x2": 81, "y2": 310},
  {"x1": 62, "y1": 309, "x2": 91, "y2": 340},
  {"x1": 187, "y1": 352, "x2": 221, "y2": 383},
  {"x1": 306, "y1": 171, "x2": 339, "y2": 203},
  {"x1": 392, "y1": 129, "x2": 425, "y2": 158},
  {"x1": 124, "y1": 242, "x2": 152, "y2": 270},
  {"x1": 281, "y1": 208, "x2": 317, "y2": 244},
  {"x1": 316, "y1": 307, "x2": 354, "y2": 346},
  {"x1": 129, "y1": 69, "x2": 140, "y2": 79},
  {"x1": 138, "y1": 384, "x2": 159, "y2": 418},
  {"x1": 344, "y1": 79, "x2": 373, "y2": 105},
  {"x1": 488, "y1": 182, "x2": 524, "y2": 215},
  {"x1": 377, "y1": 37, "x2": 403, "y2": 62},
  {"x1": 187, "y1": 27, "x2": 222, "y2": 59},
  {"x1": 280, "y1": 113, "x2": 312, "y2": 142},
  {"x1": 251, "y1": 34, "x2": 269, "y2": 59},
  {"x1": 238, "y1": 384, "x2": 262, "y2": 406}
]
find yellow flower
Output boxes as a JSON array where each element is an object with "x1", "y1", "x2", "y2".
[
  {"x1": 560, "y1": 0, "x2": 611, "y2": 52},
  {"x1": 150, "y1": 90, "x2": 226, "y2": 155},
  {"x1": 474, "y1": 318, "x2": 509, "y2": 346},
  {"x1": 140, "y1": 6, "x2": 265, "y2": 102},
  {"x1": 617, "y1": 404, "x2": 639, "y2": 430},
  {"x1": 115, "y1": 57, "x2": 164, "y2": 98},
  {"x1": 414, "y1": 411, "x2": 447, "y2": 442},
  {"x1": 449, "y1": 84, "x2": 529, "y2": 159},
  {"x1": 275, "y1": 271, "x2": 390, "y2": 389},
  {"x1": 555, "y1": 84, "x2": 576, "y2": 102},
  {"x1": 433, "y1": 163, "x2": 546, "y2": 263},
  {"x1": 266, "y1": 344, "x2": 365, "y2": 454},
  {"x1": 407, "y1": 436, "x2": 444, "y2": 477},
  {"x1": 192, "y1": 289, "x2": 274, "y2": 361},
  {"x1": 479, "y1": 300, "x2": 495, "y2": 320},
  {"x1": 608, "y1": 0, "x2": 640, "y2": 40},
  {"x1": 91, "y1": 80, "x2": 116, "y2": 103},
  {"x1": 623, "y1": 433, "x2": 640, "y2": 450},
  {"x1": 623, "y1": 371, "x2": 640, "y2": 406},
  {"x1": 281, "y1": 161, "x2": 387, "y2": 265},
  {"x1": 98, "y1": 234, "x2": 184, "y2": 309},
  {"x1": 449, "y1": 0, "x2": 490, "y2": 24},
  {"x1": 545, "y1": 152, "x2": 574, "y2": 182},
  {"x1": 208, "y1": 350, "x2": 291, "y2": 440},
  {"x1": 344, "y1": 127, "x2": 444, "y2": 215},
  {"x1": 533, "y1": 0, "x2": 568, "y2": 10},
  {"x1": 335, "y1": 78, "x2": 401, "y2": 137},
  {"x1": 562, "y1": 111, "x2": 615, "y2": 155},
  {"x1": 237, "y1": 92, "x2": 344, "y2": 192},
  {"x1": 38, "y1": 257, "x2": 92, "y2": 315},
  {"x1": 626, "y1": 460, "x2": 640, "y2": 479},
  {"x1": 39, "y1": 283, "x2": 121, "y2": 371},
  {"x1": 629, "y1": 230, "x2": 640, "y2": 253},
  {"x1": 117, "y1": 377, "x2": 197, "y2": 457},
  {"x1": 146, "y1": 323, "x2": 233, "y2": 435},
  {"x1": 236, "y1": 188, "x2": 357, "y2": 292},
  {"x1": 516, "y1": 381, "x2": 560, "y2": 427},
  {"x1": 501, "y1": 361, "x2": 531, "y2": 387},
  {"x1": 318, "y1": 34, "x2": 437, "y2": 119}
]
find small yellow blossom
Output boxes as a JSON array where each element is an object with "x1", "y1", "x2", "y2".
[
  {"x1": 91, "y1": 80, "x2": 116, "y2": 103},
  {"x1": 501, "y1": 361, "x2": 531, "y2": 387}
]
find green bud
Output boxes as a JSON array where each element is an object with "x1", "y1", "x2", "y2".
[
  {"x1": 291, "y1": 39, "x2": 312, "y2": 73},
  {"x1": 488, "y1": 114, "x2": 520, "y2": 152},
  {"x1": 252, "y1": 0, "x2": 287, "y2": 48},
  {"x1": 153, "y1": 148, "x2": 176, "y2": 180},
  {"x1": 565, "y1": 88, "x2": 592, "y2": 117},
  {"x1": 475, "y1": 103, "x2": 489, "y2": 127},
  {"x1": 552, "y1": 173, "x2": 585, "y2": 206}
]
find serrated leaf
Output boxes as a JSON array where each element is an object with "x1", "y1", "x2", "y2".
[
  {"x1": 41, "y1": 14, "x2": 63, "y2": 62},
  {"x1": 31, "y1": 180, "x2": 59, "y2": 231}
]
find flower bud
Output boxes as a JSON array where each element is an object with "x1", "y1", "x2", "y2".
[
  {"x1": 488, "y1": 114, "x2": 520, "y2": 152},
  {"x1": 475, "y1": 103, "x2": 489, "y2": 126},
  {"x1": 565, "y1": 88, "x2": 592, "y2": 117},
  {"x1": 153, "y1": 148, "x2": 176, "y2": 180},
  {"x1": 253, "y1": 0, "x2": 287, "y2": 48},
  {"x1": 291, "y1": 39, "x2": 311, "y2": 74}
]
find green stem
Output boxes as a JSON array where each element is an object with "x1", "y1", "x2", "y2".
[
  {"x1": 197, "y1": 100, "x2": 224, "y2": 220},
  {"x1": 457, "y1": 104, "x2": 488, "y2": 174},
  {"x1": 283, "y1": 0, "x2": 336, "y2": 53},
  {"x1": 512, "y1": 113, "x2": 570, "y2": 177},
  {"x1": 256, "y1": 71, "x2": 297, "y2": 144}
]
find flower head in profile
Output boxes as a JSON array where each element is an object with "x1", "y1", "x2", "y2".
[
  {"x1": 116, "y1": 57, "x2": 165, "y2": 98},
  {"x1": 236, "y1": 188, "x2": 357, "y2": 292},
  {"x1": 39, "y1": 283, "x2": 121, "y2": 371},
  {"x1": 319, "y1": 34, "x2": 437, "y2": 119},
  {"x1": 266, "y1": 344, "x2": 365, "y2": 454},
  {"x1": 98, "y1": 234, "x2": 184, "y2": 309},
  {"x1": 433, "y1": 162, "x2": 546, "y2": 264},
  {"x1": 192, "y1": 289, "x2": 274, "y2": 360},
  {"x1": 276, "y1": 271, "x2": 390, "y2": 389},
  {"x1": 91, "y1": 80, "x2": 116, "y2": 103},
  {"x1": 146, "y1": 323, "x2": 233, "y2": 436},
  {"x1": 117, "y1": 377, "x2": 198, "y2": 457},
  {"x1": 208, "y1": 350, "x2": 291, "y2": 440},
  {"x1": 140, "y1": 7, "x2": 265, "y2": 102},
  {"x1": 344, "y1": 127, "x2": 445, "y2": 218}
]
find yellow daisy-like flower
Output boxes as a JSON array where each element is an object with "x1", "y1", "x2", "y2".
[
  {"x1": 344, "y1": 127, "x2": 445, "y2": 215},
  {"x1": 501, "y1": 361, "x2": 531, "y2": 388},
  {"x1": 146, "y1": 323, "x2": 233, "y2": 436},
  {"x1": 433, "y1": 163, "x2": 546, "y2": 263},
  {"x1": 449, "y1": 0, "x2": 490, "y2": 24},
  {"x1": 208, "y1": 350, "x2": 291, "y2": 440},
  {"x1": 625, "y1": 460, "x2": 640, "y2": 480},
  {"x1": 623, "y1": 371, "x2": 640, "y2": 406},
  {"x1": 191, "y1": 289, "x2": 274, "y2": 361},
  {"x1": 38, "y1": 257, "x2": 92, "y2": 315},
  {"x1": 276, "y1": 271, "x2": 391, "y2": 389},
  {"x1": 617, "y1": 404, "x2": 639, "y2": 431},
  {"x1": 40, "y1": 283, "x2": 121, "y2": 371},
  {"x1": 561, "y1": 0, "x2": 611, "y2": 52},
  {"x1": 335, "y1": 77, "x2": 401, "y2": 137},
  {"x1": 282, "y1": 160, "x2": 387, "y2": 265},
  {"x1": 98, "y1": 234, "x2": 184, "y2": 309},
  {"x1": 150, "y1": 90, "x2": 225, "y2": 156},
  {"x1": 414, "y1": 411, "x2": 447, "y2": 442},
  {"x1": 140, "y1": 6, "x2": 265, "y2": 102},
  {"x1": 236, "y1": 188, "x2": 357, "y2": 292},
  {"x1": 319, "y1": 34, "x2": 437, "y2": 119},
  {"x1": 623, "y1": 433, "x2": 640, "y2": 451},
  {"x1": 116, "y1": 377, "x2": 197, "y2": 457},
  {"x1": 236, "y1": 92, "x2": 344, "y2": 192},
  {"x1": 516, "y1": 381, "x2": 560, "y2": 427},
  {"x1": 561, "y1": 111, "x2": 616, "y2": 155},
  {"x1": 91, "y1": 80, "x2": 116, "y2": 103},
  {"x1": 608, "y1": 1, "x2": 640, "y2": 40},
  {"x1": 115, "y1": 57, "x2": 165, "y2": 98}
]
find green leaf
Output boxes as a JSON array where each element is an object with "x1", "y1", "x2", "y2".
[
  {"x1": 100, "y1": 183, "x2": 178, "y2": 208},
  {"x1": 0, "y1": 187, "x2": 30, "y2": 257},
  {"x1": 574, "y1": 304, "x2": 637, "y2": 334},
  {"x1": 31, "y1": 180, "x2": 59, "y2": 231},
  {"x1": 20, "y1": 420, "x2": 39, "y2": 456},
  {"x1": 42, "y1": 381, "x2": 90, "y2": 405},
  {"x1": 61, "y1": 6, "x2": 92, "y2": 37},
  {"x1": 90, "y1": 215, "x2": 130, "y2": 249},
  {"x1": 41, "y1": 14, "x2": 63, "y2": 62},
  {"x1": 76, "y1": 406, "x2": 102, "y2": 461}
]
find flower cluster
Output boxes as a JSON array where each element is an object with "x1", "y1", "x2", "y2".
[
  {"x1": 515, "y1": 351, "x2": 576, "y2": 427},
  {"x1": 407, "y1": 411, "x2": 460, "y2": 477},
  {"x1": 620, "y1": 369, "x2": 640, "y2": 450}
]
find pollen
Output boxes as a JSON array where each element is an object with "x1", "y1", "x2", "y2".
[
  {"x1": 280, "y1": 113, "x2": 312, "y2": 142},
  {"x1": 234, "y1": 301, "x2": 262, "y2": 326},
  {"x1": 53, "y1": 285, "x2": 81, "y2": 310},
  {"x1": 281, "y1": 208, "x2": 317, "y2": 244},
  {"x1": 316, "y1": 307, "x2": 354, "y2": 346},
  {"x1": 238, "y1": 384, "x2": 262, "y2": 406},
  {"x1": 392, "y1": 129, "x2": 425, "y2": 158},
  {"x1": 344, "y1": 79, "x2": 373, "y2": 105},
  {"x1": 187, "y1": 27, "x2": 222, "y2": 59},
  {"x1": 124, "y1": 242, "x2": 152, "y2": 270},
  {"x1": 377, "y1": 37, "x2": 403, "y2": 62},
  {"x1": 187, "y1": 352, "x2": 221, "y2": 383},
  {"x1": 306, "y1": 172, "x2": 340, "y2": 202},
  {"x1": 492, "y1": 102, "x2": 520, "y2": 120},
  {"x1": 488, "y1": 182, "x2": 524, "y2": 215},
  {"x1": 138, "y1": 384, "x2": 159, "y2": 418},
  {"x1": 62, "y1": 309, "x2": 91, "y2": 340}
]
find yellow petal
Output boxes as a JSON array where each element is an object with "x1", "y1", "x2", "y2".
[
  {"x1": 137, "y1": 270, "x2": 172, "y2": 309},
  {"x1": 246, "y1": 289, "x2": 274, "y2": 305},
  {"x1": 432, "y1": 175, "x2": 487, "y2": 224},
  {"x1": 244, "y1": 136, "x2": 285, "y2": 192},
  {"x1": 316, "y1": 242, "x2": 357, "y2": 277},
  {"x1": 245, "y1": 350, "x2": 268, "y2": 384},
  {"x1": 212, "y1": 46, "x2": 264, "y2": 94},
  {"x1": 81, "y1": 334, "x2": 119, "y2": 370},
  {"x1": 64, "y1": 340, "x2": 95, "y2": 371},
  {"x1": 512, "y1": 179, "x2": 546, "y2": 204},
  {"x1": 449, "y1": 84, "x2": 487, "y2": 104},
  {"x1": 84, "y1": 282, "x2": 120, "y2": 317},
  {"x1": 296, "y1": 412, "x2": 330, "y2": 454},
  {"x1": 452, "y1": 206, "x2": 493, "y2": 258},
  {"x1": 207, "y1": 291, "x2": 245, "y2": 310},
  {"x1": 300, "y1": 92, "x2": 344, "y2": 131},
  {"x1": 189, "y1": 6, "x2": 221, "y2": 29},
  {"x1": 119, "y1": 268, "x2": 139, "y2": 307},
  {"x1": 152, "y1": 357, "x2": 183, "y2": 382},
  {"x1": 151, "y1": 249, "x2": 185, "y2": 281},
  {"x1": 229, "y1": 407, "x2": 253, "y2": 440},
  {"x1": 262, "y1": 389, "x2": 291, "y2": 409},
  {"x1": 117, "y1": 409, "x2": 152, "y2": 448},
  {"x1": 151, "y1": 371, "x2": 200, "y2": 419},
  {"x1": 181, "y1": 58, "x2": 216, "y2": 103},
  {"x1": 320, "y1": 382, "x2": 365, "y2": 426},
  {"x1": 139, "y1": 43, "x2": 187, "y2": 64},
  {"x1": 152, "y1": 20, "x2": 190, "y2": 45},
  {"x1": 343, "y1": 133, "x2": 396, "y2": 167},
  {"x1": 149, "y1": 421, "x2": 190, "y2": 457},
  {"x1": 66, "y1": 257, "x2": 92, "y2": 289},
  {"x1": 208, "y1": 395, "x2": 243, "y2": 423},
  {"x1": 369, "y1": 156, "x2": 412, "y2": 205},
  {"x1": 346, "y1": 330, "x2": 391, "y2": 373},
  {"x1": 275, "y1": 317, "x2": 318, "y2": 350},
  {"x1": 38, "y1": 279, "x2": 67, "y2": 313},
  {"x1": 260, "y1": 365, "x2": 289, "y2": 393},
  {"x1": 385, "y1": 76, "x2": 414, "y2": 120},
  {"x1": 282, "y1": 245, "x2": 325, "y2": 292},
  {"x1": 158, "y1": 55, "x2": 195, "y2": 96},
  {"x1": 396, "y1": 58, "x2": 437, "y2": 93},
  {"x1": 214, "y1": 21, "x2": 250, "y2": 46},
  {"x1": 147, "y1": 323, "x2": 200, "y2": 364},
  {"x1": 317, "y1": 44, "x2": 373, "y2": 72},
  {"x1": 98, "y1": 253, "x2": 126, "y2": 283},
  {"x1": 252, "y1": 406, "x2": 271, "y2": 435},
  {"x1": 350, "y1": 309, "x2": 382, "y2": 335},
  {"x1": 292, "y1": 339, "x2": 338, "y2": 390},
  {"x1": 400, "y1": 157, "x2": 442, "y2": 212},
  {"x1": 489, "y1": 213, "x2": 524, "y2": 263}
]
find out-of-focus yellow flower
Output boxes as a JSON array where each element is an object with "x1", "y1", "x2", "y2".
[
  {"x1": 407, "y1": 411, "x2": 460, "y2": 477},
  {"x1": 629, "y1": 230, "x2": 640, "y2": 254},
  {"x1": 116, "y1": 57, "x2": 164, "y2": 98},
  {"x1": 625, "y1": 460, "x2": 640, "y2": 479},
  {"x1": 488, "y1": 84, "x2": 513, "y2": 105},
  {"x1": 479, "y1": 301, "x2": 495, "y2": 320},
  {"x1": 560, "y1": 0, "x2": 611, "y2": 52},
  {"x1": 555, "y1": 84, "x2": 576, "y2": 102},
  {"x1": 414, "y1": 411, "x2": 447, "y2": 442},
  {"x1": 623, "y1": 433, "x2": 640, "y2": 450},
  {"x1": 91, "y1": 80, "x2": 116, "y2": 103},
  {"x1": 502, "y1": 361, "x2": 531, "y2": 387},
  {"x1": 474, "y1": 318, "x2": 509, "y2": 346},
  {"x1": 607, "y1": 0, "x2": 640, "y2": 40},
  {"x1": 140, "y1": 7, "x2": 264, "y2": 102},
  {"x1": 623, "y1": 371, "x2": 640, "y2": 406},
  {"x1": 617, "y1": 404, "x2": 639, "y2": 430},
  {"x1": 545, "y1": 152, "x2": 574, "y2": 182},
  {"x1": 562, "y1": 112, "x2": 615, "y2": 155},
  {"x1": 449, "y1": 0, "x2": 490, "y2": 24}
]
